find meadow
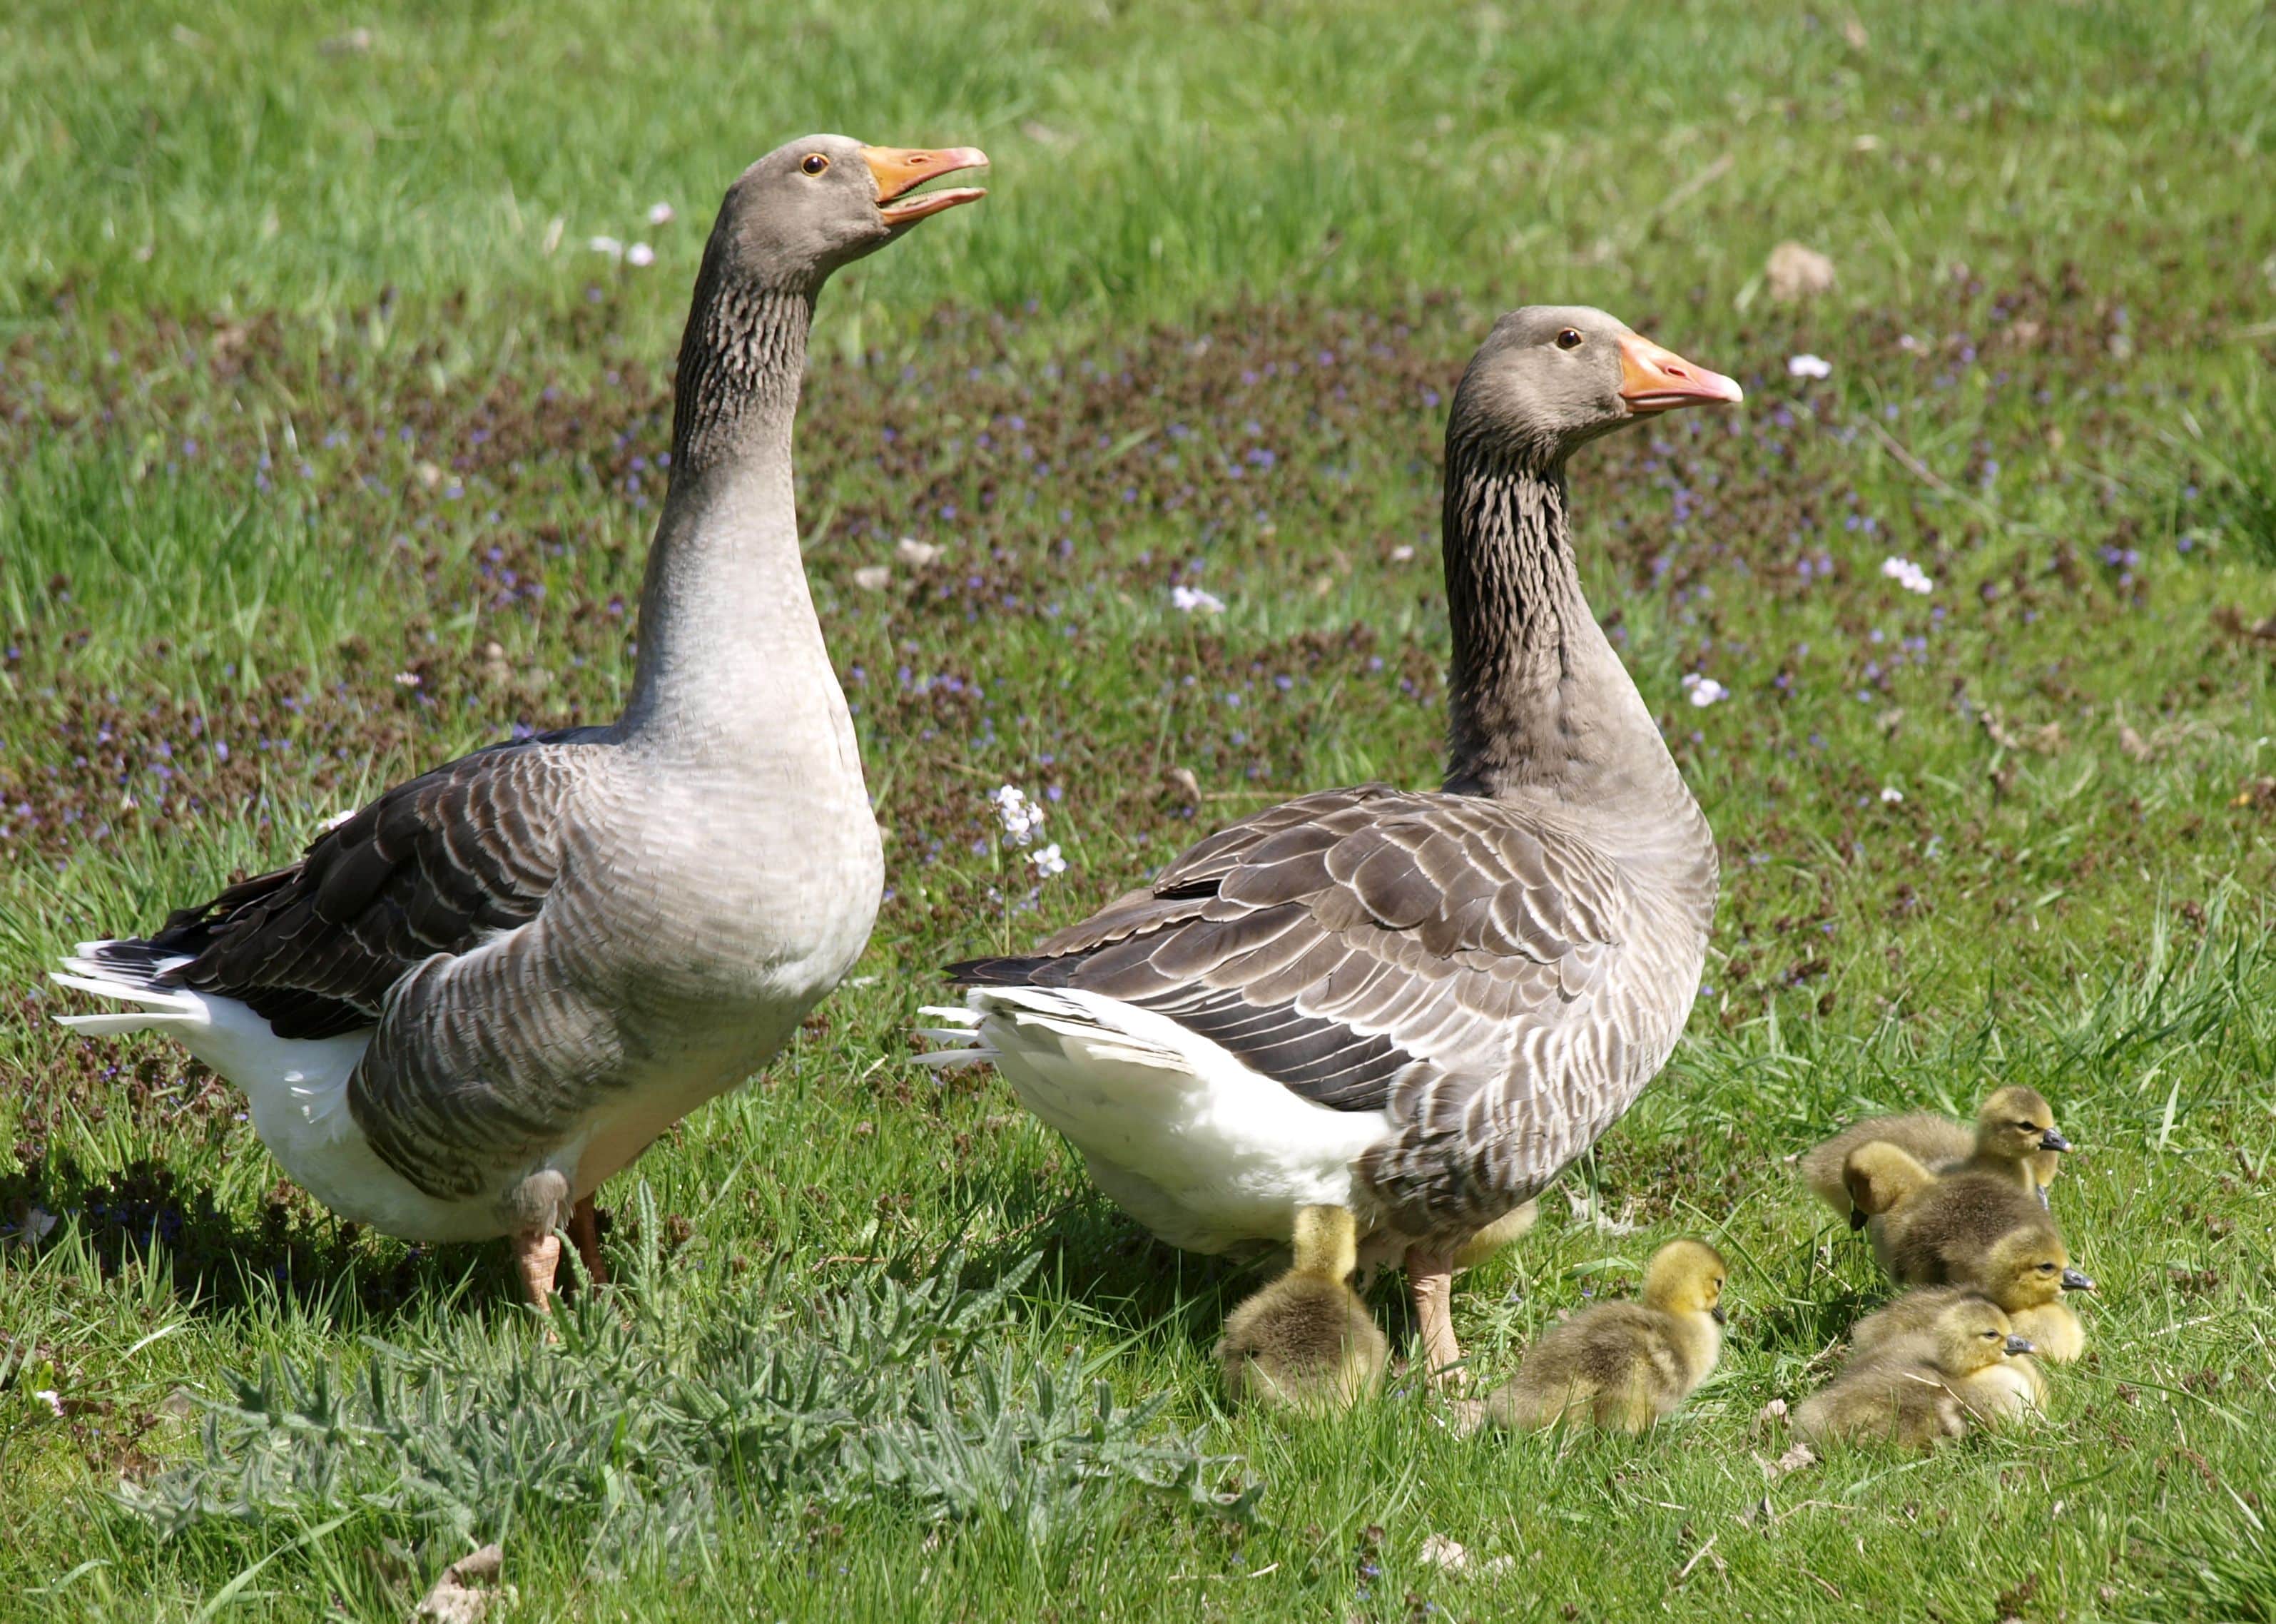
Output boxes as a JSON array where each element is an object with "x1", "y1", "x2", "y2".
[{"x1": 3, "y1": 0, "x2": 2275, "y2": 1618}]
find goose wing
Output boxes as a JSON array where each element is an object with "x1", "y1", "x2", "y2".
[
  {"x1": 141, "y1": 730, "x2": 601, "y2": 1040},
  {"x1": 951, "y1": 784, "x2": 1629, "y2": 1127}
]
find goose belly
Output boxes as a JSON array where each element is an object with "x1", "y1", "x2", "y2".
[
  {"x1": 968, "y1": 988, "x2": 1391, "y2": 1254},
  {"x1": 181, "y1": 998, "x2": 512, "y2": 1243}
]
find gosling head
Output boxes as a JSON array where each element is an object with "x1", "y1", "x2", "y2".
[
  {"x1": 1640, "y1": 1239, "x2": 1730, "y2": 1324},
  {"x1": 1931, "y1": 1297, "x2": 2036, "y2": 1376},
  {"x1": 1842, "y1": 1141, "x2": 1937, "y2": 1219},
  {"x1": 1979, "y1": 1229, "x2": 2095, "y2": 1309},
  {"x1": 1976, "y1": 1085, "x2": 2071, "y2": 1163}
]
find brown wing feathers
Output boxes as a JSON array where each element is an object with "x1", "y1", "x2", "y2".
[
  {"x1": 135, "y1": 737, "x2": 577, "y2": 1040},
  {"x1": 949, "y1": 786, "x2": 1626, "y2": 1127}
]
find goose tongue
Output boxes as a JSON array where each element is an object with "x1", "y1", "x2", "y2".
[
  {"x1": 860, "y1": 146, "x2": 990, "y2": 225},
  {"x1": 1617, "y1": 332, "x2": 1744, "y2": 412}
]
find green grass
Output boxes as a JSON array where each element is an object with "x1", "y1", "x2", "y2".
[{"x1": 4, "y1": 0, "x2": 2276, "y2": 1618}]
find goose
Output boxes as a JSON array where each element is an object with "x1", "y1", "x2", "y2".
[
  {"x1": 1215, "y1": 1204, "x2": 1389, "y2": 1412},
  {"x1": 1793, "y1": 1297, "x2": 2041, "y2": 1451},
  {"x1": 1800, "y1": 1085, "x2": 2069, "y2": 1224},
  {"x1": 49, "y1": 136, "x2": 989, "y2": 1309},
  {"x1": 918, "y1": 308, "x2": 1739, "y2": 1381},
  {"x1": 1474, "y1": 1237, "x2": 1728, "y2": 1433}
]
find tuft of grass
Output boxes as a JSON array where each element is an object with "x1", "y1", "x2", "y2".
[{"x1": 116, "y1": 1191, "x2": 1248, "y2": 1574}]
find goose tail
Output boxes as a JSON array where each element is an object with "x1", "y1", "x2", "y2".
[{"x1": 51, "y1": 940, "x2": 203, "y2": 1036}]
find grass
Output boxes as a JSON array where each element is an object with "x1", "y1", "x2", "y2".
[{"x1": 3, "y1": 0, "x2": 2275, "y2": 1618}]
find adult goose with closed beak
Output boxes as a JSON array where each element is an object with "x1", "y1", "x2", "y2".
[{"x1": 920, "y1": 307, "x2": 1739, "y2": 1381}]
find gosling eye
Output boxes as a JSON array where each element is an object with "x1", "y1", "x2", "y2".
[
  {"x1": 1555, "y1": 328, "x2": 1584, "y2": 350},
  {"x1": 801, "y1": 153, "x2": 830, "y2": 176},
  {"x1": 2037, "y1": 1262, "x2": 2058, "y2": 1274},
  {"x1": 1983, "y1": 1329, "x2": 2001, "y2": 1341}
]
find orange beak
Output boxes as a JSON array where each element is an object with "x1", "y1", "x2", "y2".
[
  {"x1": 1617, "y1": 332, "x2": 1744, "y2": 414},
  {"x1": 859, "y1": 146, "x2": 990, "y2": 226}
]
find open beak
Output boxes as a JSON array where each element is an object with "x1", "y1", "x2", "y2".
[
  {"x1": 2003, "y1": 1334, "x2": 2036, "y2": 1356},
  {"x1": 860, "y1": 146, "x2": 989, "y2": 227},
  {"x1": 2061, "y1": 1267, "x2": 2096, "y2": 1293},
  {"x1": 2040, "y1": 1129, "x2": 2072, "y2": 1153},
  {"x1": 1618, "y1": 332, "x2": 1744, "y2": 415}
]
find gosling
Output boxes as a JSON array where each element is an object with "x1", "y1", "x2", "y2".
[
  {"x1": 1842, "y1": 1142, "x2": 2068, "y2": 1290},
  {"x1": 1216, "y1": 1204, "x2": 1388, "y2": 1412},
  {"x1": 1801, "y1": 1085, "x2": 2071, "y2": 1224},
  {"x1": 1793, "y1": 1297, "x2": 2041, "y2": 1451},
  {"x1": 1849, "y1": 1229, "x2": 2095, "y2": 1363},
  {"x1": 1478, "y1": 1239, "x2": 1727, "y2": 1433}
]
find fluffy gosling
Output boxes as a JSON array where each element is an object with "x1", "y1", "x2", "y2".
[
  {"x1": 1841, "y1": 1143, "x2": 2068, "y2": 1289},
  {"x1": 1849, "y1": 1229, "x2": 2096, "y2": 1363},
  {"x1": 1216, "y1": 1204, "x2": 1388, "y2": 1412},
  {"x1": 1800, "y1": 1085, "x2": 2071, "y2": 1224},
  {"x1": 1794, "y1": 1297, "x2": 2041, "y2": 1451},
  {"x1": 1478, "y1": 1239, "x2": 1727, "y2": 1433}
]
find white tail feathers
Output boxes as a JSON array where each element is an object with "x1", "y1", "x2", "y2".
[
  {"x1": 912, "y1": 1003, "x2": 992, "y2": 1068},
  {"x1": 50, "y1": 970, "x2": 204, "y2": 1037}
]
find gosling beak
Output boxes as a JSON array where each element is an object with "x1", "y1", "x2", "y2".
[
  {"x1": 1847, "y1": 1207, "x2": 1869, "y2": 1233},
  {"x1": 2061, "y1": 1267, "x2": 2096, "y2": 1293},
  {"x1": 860, "y1": 145, "x2": 990, "y2": 227},
  {"x1": 2039, "y1": 1129, "x2": 2072, "y2": 1153},
  {"x1": 1710, "y1": 1304, "x2": 1728, "y2": 1326},
  {"x1": 2003, "y1": 1334, "x2": 2036, "y2": 1356},
  {"x1": 1617, "y1": 332, "x2": 1744, "y2": 415}
]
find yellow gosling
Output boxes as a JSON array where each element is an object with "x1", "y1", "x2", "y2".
[
  {"x1": 1480, "y1": 1239, "x2": 1727, "y2": 1433},
  {"x1": 1799, "y1": 1085, "x2": 2071, "y2": 1224},
  {"x1": 1855, "y1": 1152, "x2": 2068, "y2": 1289},
  {"x1": 1849, "y1": 1232, "x2": 2095, "y2": 1363},
  {"x1": 1794, "y1": 1298, "x2": 2042, "y2": 1451},
  {"x1": 1216, "y1": 1205, "x2": 1388, "y2": 1413}
]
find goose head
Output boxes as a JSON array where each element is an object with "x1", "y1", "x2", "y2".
[
  {"x1": 1451, "y1": 305, "x2": 1742, "y2": 466},
  {"x1": 708, "y1": 134, "x2": 988, "y2": 292}
]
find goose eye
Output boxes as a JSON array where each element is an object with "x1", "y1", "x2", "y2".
[
  {"x1": 1555, "y1": 328, "x2": 1584, "y2": 350},
  {"x1": 801, "y1": 153, "x2": 830, "y2": 176},
  {"x1": 2038, "y1": 1262, "x2": 2057, "y2": 1272}
]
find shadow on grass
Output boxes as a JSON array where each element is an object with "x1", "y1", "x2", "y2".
[
  {"x1": 952, "y1": 1178, "x2": 1269, "y2": 1352},
  {"x1": 4, "y1": 1153, "x2": 510, "y2": 1326}
]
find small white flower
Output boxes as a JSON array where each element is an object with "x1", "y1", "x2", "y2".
[
  {"x1": 625, "y1": 242, "x2": 656, "y2": 268},
  {"x1": 1880, "y1": 555, "x2": 1934, "y2": 594},
  {"x1": 1681, "y1": 672, "x2": 1728, "y2": 708},
  {"x1": 646, "y1": 201, "x2": 676, "y2": 226},
  {"x1": 851, "y1": 565, "x2": 893, "y2": 591},
  {"x1": 989, "y1": 785, "x2": 1046, "y2": 846},
  {"x1": 1880, "y1": 786, "x2": 1905, "y2": 804},
  {"x1": 392, "y1": 671, "x2": 421, "y2": 687},
  {"x1": 894, "y1": 537, "x2": 941, "y2": 568},
  {"x1": 33, "y1": 1389, "x2": 64, "y2": 1419},
  {"x1": 586, "y1": 235, "x2": 624, "y2": 259},
  {"x1": 1030, "y1": 842, "x2": 1067, "y2": 878},
  {"x1": 1787, "y1": 353, "x2": 1833, "y2": 380},
  {"x1": 1390, "y1": 544, "x2": 1416, "y2": 563},
  {"x1": 1170, "y1": 584, "x2": 1225, "y2": 614}
]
